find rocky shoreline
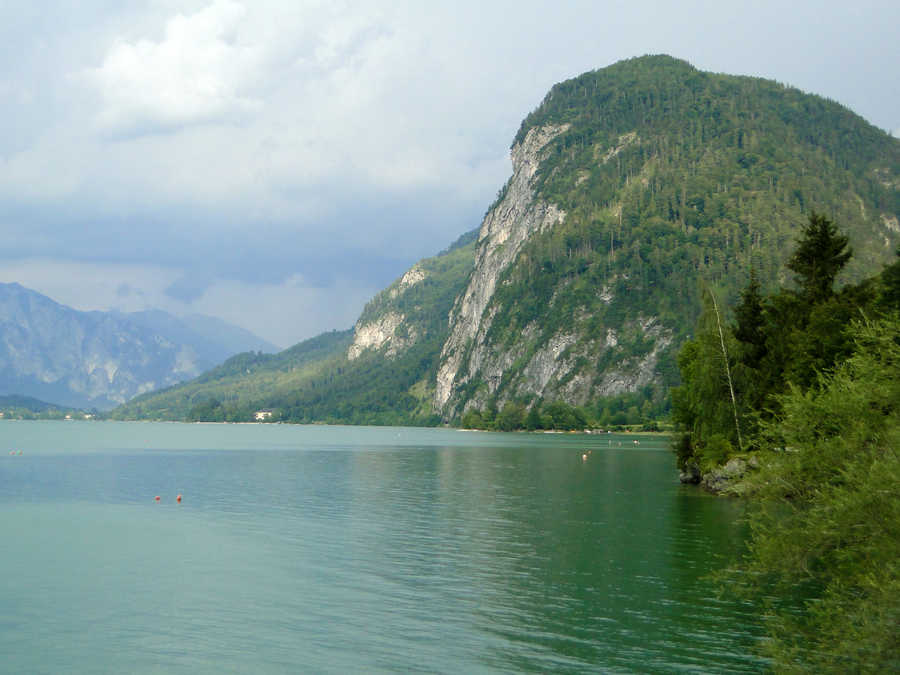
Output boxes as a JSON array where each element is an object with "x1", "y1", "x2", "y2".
[{"x1": 680, "y1": 455, "x2": 759, "y2": 495}]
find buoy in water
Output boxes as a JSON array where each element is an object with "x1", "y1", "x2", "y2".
[
  {"x1": 154, "y1": 495, "x2": 161, "y2": 502},
  {"x1": 176, "y1": 494, "x2": 182, "y2": 503}
]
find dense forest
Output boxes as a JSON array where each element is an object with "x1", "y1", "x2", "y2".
[{"x1": 673, "y1": 213, "x2": 900, "y2": 670}]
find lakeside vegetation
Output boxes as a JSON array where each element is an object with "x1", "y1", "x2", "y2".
[
  {"x1": 460, "y1": 392, "x2": 665, "y2": 432},
  {"x1": 673, "y1": 213, "x2": 900, "y2": 670}
]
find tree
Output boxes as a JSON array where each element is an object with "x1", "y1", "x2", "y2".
[
  {"x1": 732, "y1": 269, "x2": 767, "y2": 370},
  {"x1": 879, "y1": 246, "x2": 900, "y2": 311},
  {"x1": 496, "y1": 402, "x2": 525, "y2": 431},
  {"x1": 671, "y1": 290, "x2": 743, "y2": 468},
  {"x1": 786, "y1": 212, "x2": 851, "y2": 304},
  {"x1": 726, "y1": 316, "x2": 900, "y2": 671},
  {"x1": 524, "y1": 405, "x2": 543, "y2": 431}
]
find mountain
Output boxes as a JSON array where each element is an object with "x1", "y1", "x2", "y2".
[
  {"x1": 0, "y1": 283, "x2": 277, "y2": 409},
  {"x1": 112, "y1": 230, "x2": 478, "y2": 424},
  {"x1": 115, "y1": 55, "x2": 899, "y2": 426},
  {"x1": 0, "y1": 394, "x2": 69, "y2": 413}
]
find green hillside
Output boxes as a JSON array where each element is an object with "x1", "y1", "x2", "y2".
[{"x1": 111, "y1": 231, "x2": 478, "y2": 424}]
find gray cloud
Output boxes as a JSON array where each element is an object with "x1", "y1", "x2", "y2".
[{"x1": 1, "y1": 1, "x2": 898, "y2": 346}]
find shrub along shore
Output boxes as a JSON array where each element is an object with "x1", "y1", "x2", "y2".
[{"x1": 673, "y1": 213, "x2": 900, "y2": 670}]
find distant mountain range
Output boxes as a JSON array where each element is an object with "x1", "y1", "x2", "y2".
[
  {"x1": 116, "y1": 55, "x2": 899, "y2": 425},
  {"x1": 0, "y1": 283, "x2": 277, "y2": 409}
]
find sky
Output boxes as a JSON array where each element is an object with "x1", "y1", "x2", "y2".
[{"x1": 1, "y1": 1, "x2": 898, "y2": 348}]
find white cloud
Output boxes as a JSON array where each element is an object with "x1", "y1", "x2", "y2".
[{"x1": 86, "y1": 0, "x2": 263, "y2": 136}]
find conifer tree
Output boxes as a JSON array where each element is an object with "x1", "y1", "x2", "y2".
[
  {"x1": 786, "y1": 212, "x2": 852, "y2": 303},
  {"x1": 732, "y1": 269, "x2": 767, "y2": 369}
]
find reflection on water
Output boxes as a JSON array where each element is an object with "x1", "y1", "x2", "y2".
[{"x1": 0, "y1": 422, "x2": 764, "y2": 673}]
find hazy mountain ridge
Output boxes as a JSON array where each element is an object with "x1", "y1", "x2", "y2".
[
  {"x1": 115, "y1": 55, "x2": 899, "y2": 425},
  {"x1": 0, "y1": 283, "x2": 277, "y2": 409}
]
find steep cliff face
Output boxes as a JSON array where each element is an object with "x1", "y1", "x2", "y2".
[
  {"x1": 435, "y1": 124, "x2": 569, "y2": 411},
  {"x1": 434, "y1": 122, "x2": 677, "y2": 420},
  {"x1": 348, "y1": 265, "x2": 428, "y2": 360}
]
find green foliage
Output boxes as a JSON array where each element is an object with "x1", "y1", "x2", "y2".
[
  {"x1": 786, "y1": 212, "x2": 852, "y2": 303},
  {"x1": 879, "y1": 246, "x2": 900, "y2": 310},
  {"x1": 461, "y1": 399, "x2": 592, "y2": 432},
  {"x1": 674, "y1": 215, "x2": 888, "y2": 466},
  {"x1": 675, "y1": 217, "x2": 900, "y2": 668},
  {"x1": 670, "y1": 288, "x2": 745, "y2": 465},
  {"x1": 726, "y1": 316, "x2": 900, "y2": 671},
  {"x1": 732, "y1": 269, "x2": 766, "y2": 369}
]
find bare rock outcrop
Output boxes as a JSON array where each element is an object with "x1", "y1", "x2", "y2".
[{"x1": 435, "y1": 124, "x2": 569, "y2": 415}]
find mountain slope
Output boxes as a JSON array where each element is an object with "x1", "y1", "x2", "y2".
[
  {"x1": 434, "y1": 55, "x2": 899, "y2": 421},
  {"x1": 0, "y1": 283, "x2": 276, "y2": 409},
  {"x1": 111, "y1": 230, "x2": 478, "y2": 423}
]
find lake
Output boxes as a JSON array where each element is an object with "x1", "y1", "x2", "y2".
[{"x1": 0, "y1": 421, "x2": 764, "y2": 673}]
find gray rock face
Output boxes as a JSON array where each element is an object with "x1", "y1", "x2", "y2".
[
  {"x1": 348, "y1": 311, "x2": 415, "y2": 360},
  {"x1": 679, "y1": 461, "x2": 701, "y2": 484},
  {"x1": 701, "y1": 457, "x2": 750, "y2": 493},
  {"x1": 347, "y1": 263, "x2": 429, "y2": 361},
  {"x1": 435, "y1": 124, "x2": 569, "y2": 414},
  {"x1": 0, "y1": 283, "x2": 274, "y2": 409},
  {"x1": 428, "y1": 122, "x2": 678, "y2": 420}
]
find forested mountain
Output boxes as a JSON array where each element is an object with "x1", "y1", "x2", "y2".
[
  {"x1": 115, "y1": 55, "x2": 899, "y2": 426},
  {"x1": 0, "y1": 283, "x2": 277, "y2": 409},
  {"x1": 436, "y1": 55, "x2": 898, "y2": 426}
]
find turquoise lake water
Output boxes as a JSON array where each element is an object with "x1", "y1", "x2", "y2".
[{"x1": 0, "y1": 421, "x2": 764, "y2": 673}]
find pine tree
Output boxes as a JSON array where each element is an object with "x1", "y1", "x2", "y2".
[
  {"x1": 786, "y1": 212, "x2": 852, "y2": 304},
  {"x1": 732, "y1": 269, "x2": 767, "y2": 369}
]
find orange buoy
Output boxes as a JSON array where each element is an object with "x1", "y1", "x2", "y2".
[
  {"x1": 154, "y1": 495, "x2": 161, "y2": 502},
  {"x1": 176, "y1": 494, "x2": 182, "y2": 503}
]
